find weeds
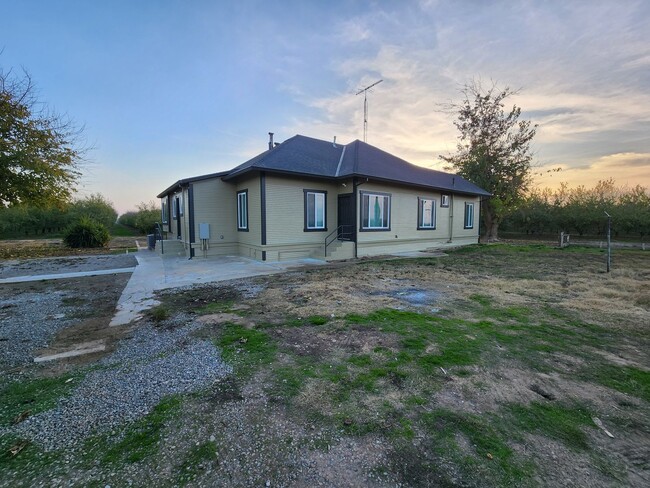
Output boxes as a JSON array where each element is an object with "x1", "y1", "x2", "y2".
[
  {"x1": 0, "y1": 375, "x2": 78, "y2": 427},
  {"x1": 147, "y1": 305, "x2": 170, "y2": 323},
  {"x1": 88, "y1": 395, "x2": 183, "y2": 465}
]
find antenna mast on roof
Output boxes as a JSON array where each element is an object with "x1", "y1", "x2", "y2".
[{"x1": 356, "y1": 79, "x2": 383, "y2": 142}]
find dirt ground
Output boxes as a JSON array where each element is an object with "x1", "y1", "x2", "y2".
[
  {"x1": 1, "y1": 244, "x2": 648, "y2": 487},
  {"x1": 0, "y1": 235, "x2": 143, "y2": 260}
]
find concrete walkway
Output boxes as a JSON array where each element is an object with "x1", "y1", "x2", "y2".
[
  {"x1": 0, "y1": 267, "x2": 135, "y2": 284},
  {"x1": 109, "y1": 250, "x2": 327, "y2": 326}
]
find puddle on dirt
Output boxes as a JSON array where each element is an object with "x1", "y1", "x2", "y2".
[{"x1": 374, "y1": 288, "x2": 442, "y2": 312}]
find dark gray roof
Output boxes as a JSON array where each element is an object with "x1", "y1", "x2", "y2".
[
  {"x1": 157, "y1": 171, "x2": 229, "y2": 198},
  {"x1": 222, "y1": 135, "x2": 490, "y2": 196},
  {"x1": 339, "y1": 140, "x2": 490, "y2": 196},
  {"x1": 225, "y1": 135, "x2": 343, "y2": 179}
]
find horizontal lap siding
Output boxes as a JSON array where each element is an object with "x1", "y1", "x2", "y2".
[
  {"x1": 265, "y1": 175, "x2": 338, "y2": 247},
  {"x1": 452, "y1": 195, "x2": 481, "y2": 239},
  {"x1": 235, "y1": 174, "x2": 262, "y2": 258},
  {"x1": 356, "y1": 182, "x2": 480, "y2": 257},
  {"x1": 191, "y1": 178, "x2": 237, "y2": 256}
]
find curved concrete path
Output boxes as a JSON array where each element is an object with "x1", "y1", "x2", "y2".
[{"x1": 109, "y1": 250, "x2": 327, "y2": 326}]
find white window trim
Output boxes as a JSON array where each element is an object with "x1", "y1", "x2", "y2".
[{"x1": 441, "y1": 194, "x2": 450, "y2": 208}]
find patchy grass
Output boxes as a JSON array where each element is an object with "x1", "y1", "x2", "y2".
[
  {"x1": 87, "y1": 395, "x2": 184, "y2": 465},
  {"x1": 421, "y1": 409, "x2": 534, "y2": 485},
  {"x1": 585, "y1": 365, "x2": 650, "y2": 403},
  {"x1": 195, "y1": 299, "x2": 235, "y2": 314},
  {"x1": 0, "y1": 375, "x2": 78, "y2": 427},
  {"x1": 215, "y1": 324, "x2": 277, "y2": 376},
  {"x1": 506, "y1": 402, "x2": 595, "y2": 451},
  {"x1": 0, "y1": 434, "x2": 62, "y2": 474},
  {"x1": 175, "y1": 441, "x2": 219, "y2": 485},
  {"x1": 3, "y1": 243, "x2": 648, "y2": 486}
]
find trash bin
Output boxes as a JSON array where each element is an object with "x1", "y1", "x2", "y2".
[{"x1": 147, "y1": 234, "x2": 156, "y2": 250}]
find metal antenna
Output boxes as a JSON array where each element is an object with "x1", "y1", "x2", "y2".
[{"x1": 356, "y1": 79, "x2": 383, "y2": 142}]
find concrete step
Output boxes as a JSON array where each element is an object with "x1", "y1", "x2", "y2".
[
  {"x1": 156, "y1": 239, "x2": 186, "y2": 256},
  {"x1": 326, "y1": 241, "x2": 355, "y2": 261}
]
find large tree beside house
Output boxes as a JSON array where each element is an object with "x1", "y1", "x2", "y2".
[
  {"x1": 0, "y1": 67, "x2": 84, "y2": 208},
  {"x1": 441, "y1": 81, "x2": 537, "y2": 241}
]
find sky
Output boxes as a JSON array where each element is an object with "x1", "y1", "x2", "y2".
[{"x1": 2, "y1": 0, "x2": 649, "y2": 214}]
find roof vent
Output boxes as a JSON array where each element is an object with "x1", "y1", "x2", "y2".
[
  {"x1": 268, "y1": 132, "x2": 274, "y2": 150},
  {"x1": 333, "y1": 136, "x2": 337, "y2": 148}
]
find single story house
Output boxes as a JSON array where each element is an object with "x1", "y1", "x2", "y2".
[{"x1": 156, "y1": 134, "x2": 490, "y2": 261}]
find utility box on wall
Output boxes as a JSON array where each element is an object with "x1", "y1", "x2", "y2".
[{"x1": 199, "y1": 223, "x2": 210, "y2": 240}]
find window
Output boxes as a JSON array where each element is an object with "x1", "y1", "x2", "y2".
[
  {"x1": 304, "y1": 190, "x2": 327, "y2": 231},
  {"x1": 172, "y1": 195, "x2": 183, "y2": 219},
  {"x1": 161, "y1": 200, "x2": 168, "y2": 224},
  {"x1": 464, "y1": 202, "x2": 474, "y2": 229},
  {"x1": 361, "y1": 192, "x2": 390, "y2": 230},
  {"x1": 418, "y1": 198, "x2": 436, "y2": 229},
  {"x1": 441, "y1": 194, "x2": 450, "y2": 208},
  {"x1": 237, "y1": 190, "x2": 248, "y2": 231}
]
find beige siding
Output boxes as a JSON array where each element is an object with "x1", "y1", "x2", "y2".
[
  {"x1": 355, "y1": 181, "x2": 480, "y2": 257},
  {"x1": 161, "y1": 172, "x2": 481, "y2": 261},
  {"x1": 450, "y1": 194, "x2": 481, "y2": 240},
  {"x1": 235, "y1": 174, "x2": 263, "y2": 258},
  {"x1": 265, "y1": 175, "x2": 339, "y2": 246},
  {"x1": 190, "y1": 178, "x2": 239, "y2": 257}
]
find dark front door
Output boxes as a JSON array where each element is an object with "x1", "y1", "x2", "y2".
[
  {"x1": 174, "y1": 198, "x2": 182, "y2": 240},
  {"x1": 337, "y1": 193, "x2": 355, "y2": 241}
]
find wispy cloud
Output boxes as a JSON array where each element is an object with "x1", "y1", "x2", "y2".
[{"x1": 279, "y1": 0, "x2": 649, "y2": 189}]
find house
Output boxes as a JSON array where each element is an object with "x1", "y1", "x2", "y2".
[{"x1": 156, "y1": 134, "x2": 490, "y2": 261}]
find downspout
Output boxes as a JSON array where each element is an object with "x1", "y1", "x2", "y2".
[
  {"x1": 448, "y1": 193, "x2": 454, "y2": 243},
  {"x1": 188, "y1": 184, "x2": 195, "y2": 259},
  {"x1": 352, "y1": 177, "x2": 369, "y2": 258},
  {"x1": 260, "y1": 172, "x2": 267, "y2": 261}
]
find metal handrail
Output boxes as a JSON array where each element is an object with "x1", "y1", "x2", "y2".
[
  {"x1": 324, "y1": 224, "x2": 354, "y2": 256},
  {"x1": 154, "y1": 222, "x2": 164, "y2": 254}
]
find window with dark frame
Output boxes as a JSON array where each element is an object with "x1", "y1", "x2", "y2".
[
  {"x1": 304, "y1": 190, "x2": 327, "y2": 231},
  {"x1": 464, "y1": 202, "x2": 474, "y2": 229},
  {"x1": 418, "y1": 197, "x2": 436, "y2": 229},
  {"x1": 237, "y1": 190, "x2": 248, "y2": 231},
  {"x1": 360, "y1": 192, "x2": 390, "y2": 230},
  {"x1": 441, "y1": 194, "x2": 450, "y2": 207}
]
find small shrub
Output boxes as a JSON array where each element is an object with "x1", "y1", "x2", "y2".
[
  {"x1": 147, "y1": 305, "x2": 170, "y2": 323},
  {"x1": 63, "y1": 217, "x2": 110, "y2": 248}
]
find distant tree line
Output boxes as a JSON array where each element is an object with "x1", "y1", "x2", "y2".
[
  {"x1": 0, "y1": 193, "x2": 117, "y2": 237},
  {"x1": 117, "y1": 201, "x2": 160, "y2": 234},
  {"x1": 501, "y1": 179, "x2": 650, "y2": 239}
]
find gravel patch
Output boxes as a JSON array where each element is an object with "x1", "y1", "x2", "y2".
[
  {"x1": 0, "y1": 254, "x2": 137, "y2": 279},
  {"x1": 0, "y1": 290, "x2": 73, "y2": 368},
  {"x1": 7, "y1": 320, "x2": 231, "y2": 451}
]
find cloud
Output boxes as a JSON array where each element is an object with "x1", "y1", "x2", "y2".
[
  {"x1": 535, "y1": 152, "x2": 650, "y2": 190},
  {"x1": 275, "y1": 0, "x2": 649, "y2": 191}
]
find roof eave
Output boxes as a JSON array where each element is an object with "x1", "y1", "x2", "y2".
[
  {"x1": 348, "y1": 173, "x2": 491, "y2": 196},
  {"x1": 157, "y1": 171, "x2": 229, "y2": 198}
]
